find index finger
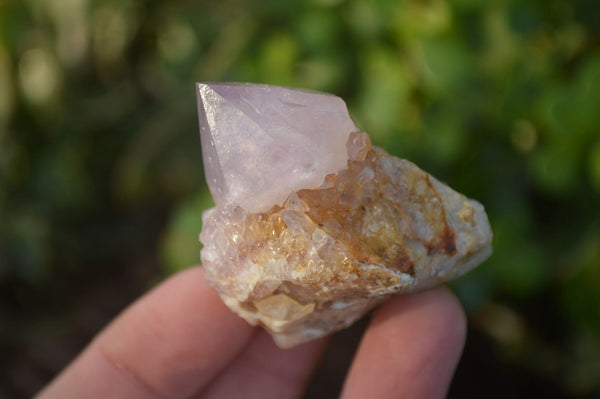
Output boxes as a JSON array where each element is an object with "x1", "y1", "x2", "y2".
[{"x1": 36, "y1": 266, "x2": 255, "y2": 399}]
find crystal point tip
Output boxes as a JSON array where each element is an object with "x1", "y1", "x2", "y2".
[{"x1": 196, "y1": 82, "x2": 358, "y2": 212}]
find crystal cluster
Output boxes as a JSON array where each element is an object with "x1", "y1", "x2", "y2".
[{"x1": 197, "y1": 83, "x2": 492, "y2": 348}]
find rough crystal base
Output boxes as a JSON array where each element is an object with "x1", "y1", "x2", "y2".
[{"x1": 200, "y1": 131, "x2": 492, "y2": 348}]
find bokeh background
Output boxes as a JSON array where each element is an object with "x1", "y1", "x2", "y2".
[{"x1": 1, "y1": 0, "x2": 600, "y2": 397}]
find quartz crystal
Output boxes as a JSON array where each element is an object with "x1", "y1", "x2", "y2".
[
  {"x1": 197, "y1": 82, "x2": 492, "y2": 348},
  {"x1": 197, "y1": 83, "x2": 358, "y2": 212}
]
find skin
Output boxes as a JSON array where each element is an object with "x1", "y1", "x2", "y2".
[{"x1": 37, "y1": 266, "x2": 466, "y2": 399}]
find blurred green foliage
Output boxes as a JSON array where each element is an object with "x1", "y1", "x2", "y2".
[{"x1": 1, "y1": 0, "x2": 599, "y2": 396}]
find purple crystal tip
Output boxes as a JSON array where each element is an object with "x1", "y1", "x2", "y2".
[{"x1": 196, "y1": 82, "x2": 358, "y2": 212}]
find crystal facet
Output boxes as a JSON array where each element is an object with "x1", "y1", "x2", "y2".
[
  {"x1": 197, "y1": 83, "x2": 358, "y2": 212},
  {"x1": 197, "y1": 83, "x2": 493, "y2": 348}
]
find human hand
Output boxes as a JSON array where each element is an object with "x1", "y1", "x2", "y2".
[{"x1": 36, "y1": 266, "x2": 466, "y2": 399}]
